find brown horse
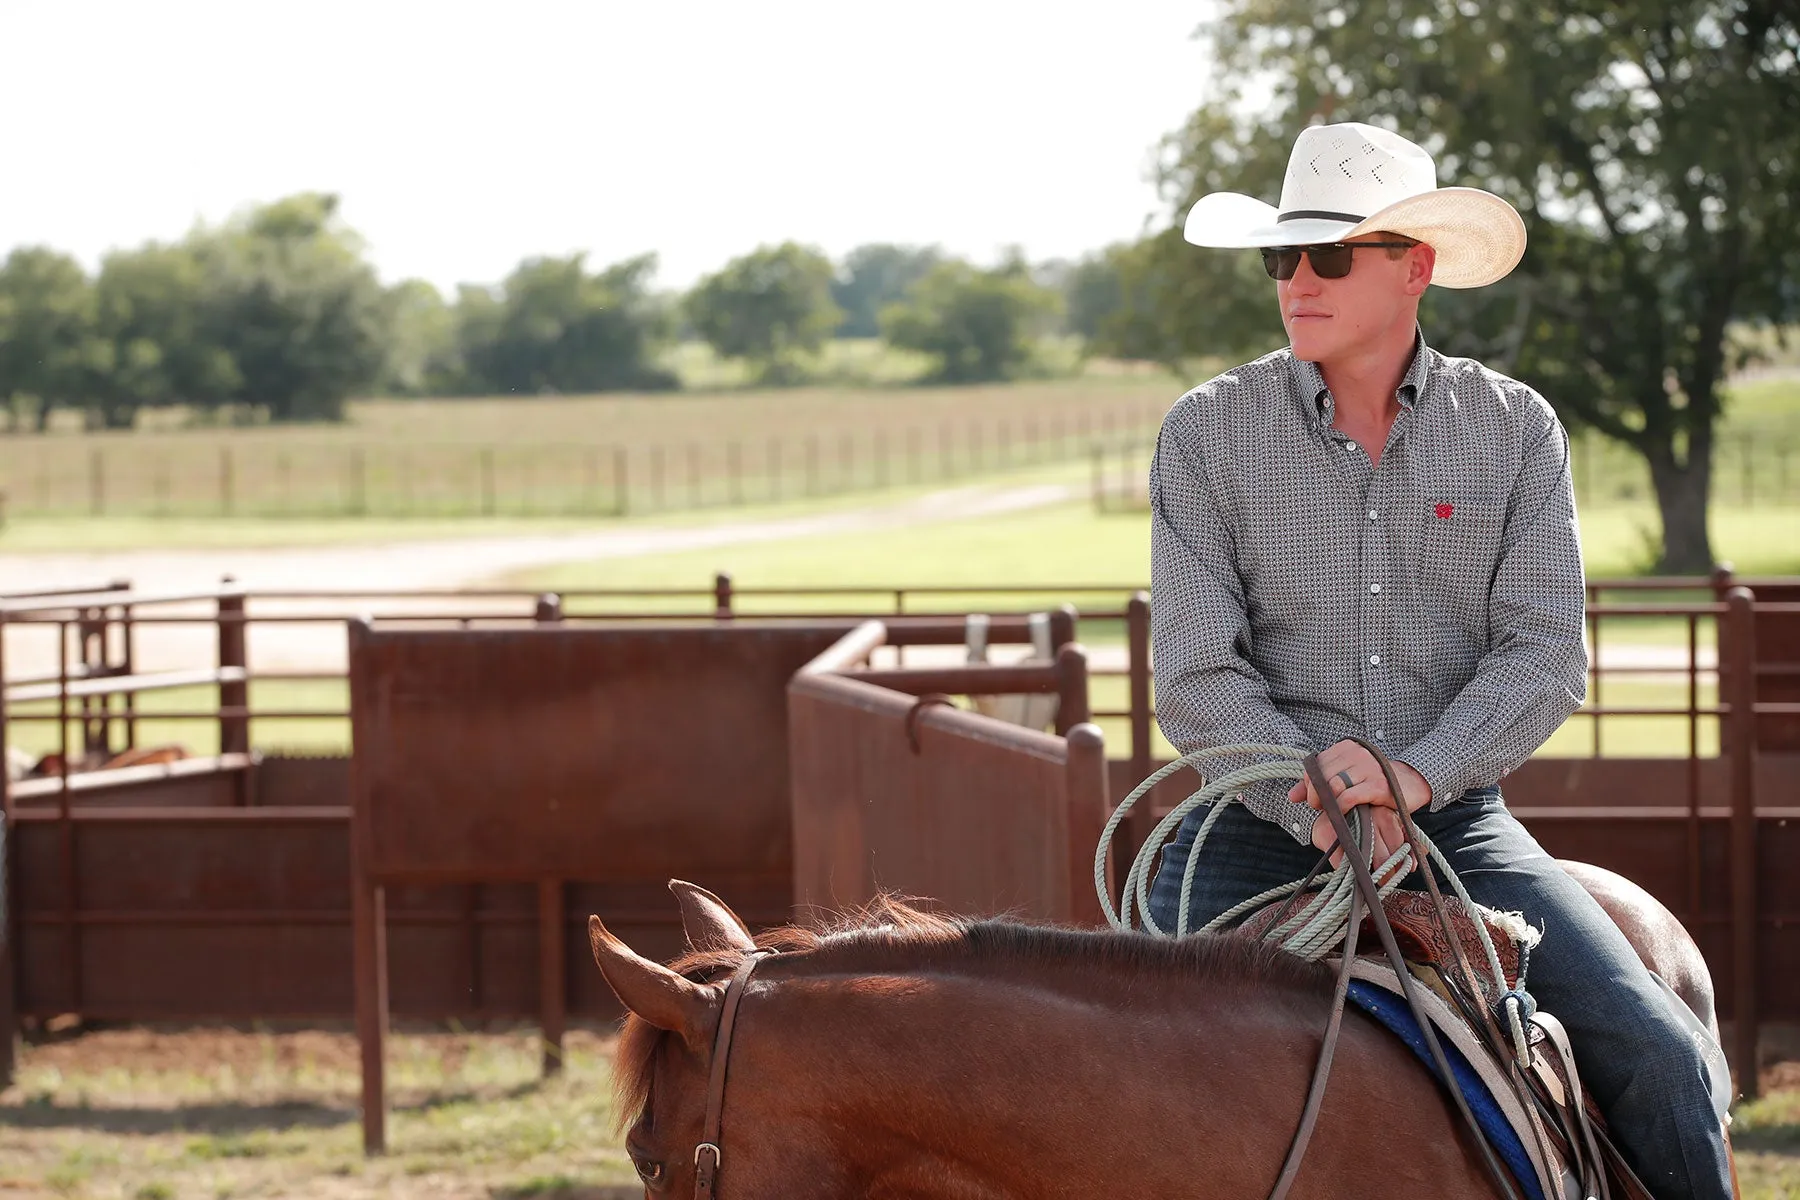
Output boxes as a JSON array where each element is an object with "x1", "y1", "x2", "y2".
[{"x1": 588, "y1": 872, "x2": 1721, "y2": 1200}]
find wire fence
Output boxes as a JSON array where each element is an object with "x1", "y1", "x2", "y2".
[{"x1": 0, "y1": 401, "x2": 1170, "y2": 520}]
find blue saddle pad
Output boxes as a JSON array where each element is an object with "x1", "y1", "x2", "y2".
[{"x1": 1345, "y1": 979, "x2": 1545, "y2": 1200}]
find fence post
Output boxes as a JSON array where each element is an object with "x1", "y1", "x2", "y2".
[
  {"x1": 0, "y1": 608, "x2": 13, "y2": 1089},
  {"x1": 534, "y1": 594, "x2": 564, "y2": 624},
  {"x1": 219, "y1": 447, "x2": 235, "y2": 517},
  {"x1": 728, "y1": 441, "x2": 743, "y2": 506},
  {"x1": 539, "y1": 877, "x2": 566, "y2": 1077},
  {"x1": 1127, "y1": 592, "x2": 1152, "y2": 787},
  {"x1": 612, "y1": 446, "x2": 629, "y2": 516},
  {"x1": 713, "y1": 572, "x2": 734, "y2": 621},
  {"x1": 480, "y1": 448, "x2": 496, "y2": 517},
  {"x1": 1725, "y1": 585, "x2": 1759, "y2": 1097},
  {"x1": 348, "y1": 450, "x2": 367, "y2": 516},
  {"x1": 1048, "y1": 604, "x2": 1078, "y2": 652},
  {"x1": 1053, "y1": 643, "x2": 1091, "y2": 735},
  {"x1": 217, "y1": 579, "x2": 249, "y2": 759},
  {"x1": 88, "y1": 448, "x2": 104, "y2": 516}
]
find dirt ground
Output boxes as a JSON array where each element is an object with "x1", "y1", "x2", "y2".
[{"x1": 1, "y1": 1027, "x2": 1795, "y2": 1199}]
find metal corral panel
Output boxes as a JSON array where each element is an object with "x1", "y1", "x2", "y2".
[
  {"x1": 790, "y1": 668, "x2": 1108, "y2": 925},
  {"x1": 348, "y1": 622, "x2": 851, "y2": 882}
]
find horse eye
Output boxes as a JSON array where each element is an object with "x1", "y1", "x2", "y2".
[{"x1": 635, "y1": 1159, "x2": 665, "y2": 1184}]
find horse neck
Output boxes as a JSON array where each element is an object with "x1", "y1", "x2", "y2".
[{"x1": 729, "y1": 956, "x2": 1341, "y2": 1197}]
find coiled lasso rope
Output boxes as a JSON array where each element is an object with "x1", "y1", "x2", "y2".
[{"x1": 1093, "y1": 744, "x2": 1533, "y2": 1065}]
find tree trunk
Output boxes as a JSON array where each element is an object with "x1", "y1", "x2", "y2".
[{"x1": 1647, "y1": 448, "x2": 1716, "y2": 573}]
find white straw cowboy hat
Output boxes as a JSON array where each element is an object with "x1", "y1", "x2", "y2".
[{"x1": 1183, "y1": 121, "x2": 1526, "y2": 288}]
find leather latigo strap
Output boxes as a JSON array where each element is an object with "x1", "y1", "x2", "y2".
[{"x1": 694, "y1": 951, "x2": 769, "y2": 1200}]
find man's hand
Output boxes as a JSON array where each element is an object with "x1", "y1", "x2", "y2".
[{"x1": 1286, "y1": 740, "x2": 1433, "y2": 869}]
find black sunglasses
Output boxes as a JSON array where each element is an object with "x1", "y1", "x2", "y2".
[{"x1": 1260, "y1": 241, "x2": 1418, "y2": 281}]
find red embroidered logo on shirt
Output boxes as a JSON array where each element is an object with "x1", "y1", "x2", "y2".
[{"x1": 1434, "y1": 503, "x2": 1454, "y2": 519}]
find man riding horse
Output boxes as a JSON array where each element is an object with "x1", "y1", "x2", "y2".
[{"x1": 1145, "y1": 121, "x2": 1730, "y2": 1199}]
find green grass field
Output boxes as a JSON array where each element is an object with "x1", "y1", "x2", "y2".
[{"x1": 0, "y1": 360, "x2": 1790, "y2": 523}]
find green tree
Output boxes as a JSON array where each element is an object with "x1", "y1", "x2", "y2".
[
  {"x1": 1150, "y1": 1, "x2": 1800, "y2": 570},
  {"x1": 458, "y1": 253, "x2": 676, "y2": 395},
  {"x1": 1090, "y1": 225, "x2": 1283, "y2": 369},
  {"x1": 379, "y1": 278, "x2": 461, "y2": 396},
  {"x1": 880, "y1": 258, "x2": 1060, "y2": 383},
  {"x1": 832, "y1": 244, "x2": 941, "y2": 338},
  {"x1": 91, "y1": 241, "x2": 240, "y2": 427},
  {"x1": 195, "y1": 192, "x2": 390, "y2": 423},
  {"x1": 685, "y1": 242, "x2": 841, "y2": 384},
  {"x1": 0, "y1": 248, "x2": 108, "y2": 432}
]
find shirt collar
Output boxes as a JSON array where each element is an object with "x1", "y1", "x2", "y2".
[{"x1": 1285, "y1": 326, "x2": 1433, "y2": 427}]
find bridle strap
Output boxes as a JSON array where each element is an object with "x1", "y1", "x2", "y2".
[{"x1": 693, "y1": 950, "x2": 769, "y2": 1200}]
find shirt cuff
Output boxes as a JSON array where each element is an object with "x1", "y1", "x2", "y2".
[
  {"x1": 1395, "y1": 735, "x2": 1469, "y2": 813},
  {"x1": 1242, "y1": 782, "x2": 1320, "y2": 846}
]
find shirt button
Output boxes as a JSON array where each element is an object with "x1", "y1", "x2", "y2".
[
  {"x1": 1345, "y1": 440, "x2": 1357, "y2": 451},
  {"x1": 1369, "y1": 583, "x2": 1381, "y2": 594},
  {"x1": 1367, "y1": 509, "x2": 1378, "y2": 521},
  {"x1": 1369, "y1": 654, "x2": 1381, "y2": 665},
  {"x1": 1375, "y1": 730, "x2": 1387, "y2": 741}
]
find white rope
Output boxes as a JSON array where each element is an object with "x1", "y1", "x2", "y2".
[{"x1": 1094, "y1": 744, "x2": 1531, "y2": 1064}]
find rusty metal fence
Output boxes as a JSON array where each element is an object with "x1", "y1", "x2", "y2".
[{"x1": 1, "y1": 571, "x2": 1797, "y2": 1099}]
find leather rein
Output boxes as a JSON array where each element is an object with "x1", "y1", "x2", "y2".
[{"x1": 1267, "y1": 739, "x2": 1522, "y2": 1200}]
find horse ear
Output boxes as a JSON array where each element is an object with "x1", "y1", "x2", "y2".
[
  {"x1": 670, "y1": 880, "x2": 757, "y2": 953},
  {"x1": 588, "y1": 915, "x2": 715, "y2": 1053}
]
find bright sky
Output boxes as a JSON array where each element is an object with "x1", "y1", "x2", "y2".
[{"x1": 0, "y1": 2, "x2": 1217, "y2": 294}]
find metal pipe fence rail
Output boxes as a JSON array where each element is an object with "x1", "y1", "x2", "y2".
[
  {"x1": 0, "y1": 568, "x2": 1783, "y2": 795},
  {"x1": 0, "y1": 572, "x2": 1795, "y2": 1095}
]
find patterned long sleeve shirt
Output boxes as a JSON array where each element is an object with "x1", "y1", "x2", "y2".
[{"x1": 1149, "y1": 330, "x2": 1588, "y2": 843}]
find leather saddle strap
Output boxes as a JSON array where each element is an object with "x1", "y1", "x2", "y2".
[
  {"x1": 1303, "y1": 752, "x2": 1524, "y2": 1200},
  {"x1": 1265, "y1": 820, "x2": 1365, "y2": 1200},
  {"x1": 694, "y1": 950, "x2": 769, "y2": 1200}
]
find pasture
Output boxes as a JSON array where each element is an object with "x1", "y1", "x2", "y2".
[
  {"x1": 0, "y1": 362, "x2": 1792, "y2": 526},
  {"x1": 0, "y1": 368, "x2": 1174, "y2": 521}
]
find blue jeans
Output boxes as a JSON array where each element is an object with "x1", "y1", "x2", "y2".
[{"x1": 1148, "y1": 791, "x2": 1732, "y2": 1200}]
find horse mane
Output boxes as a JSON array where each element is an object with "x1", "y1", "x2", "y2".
[{"x1": 610, "y1": 894, "x2": 1325, "y2": 1129}]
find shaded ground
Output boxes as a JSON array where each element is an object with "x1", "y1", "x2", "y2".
[
  {"x1": 0, "y1": 1027, "x2": 640, "y2": 1199},
  {"x1": 1, "y1": 1027, "x2": 1795, "y2": 1198}
]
